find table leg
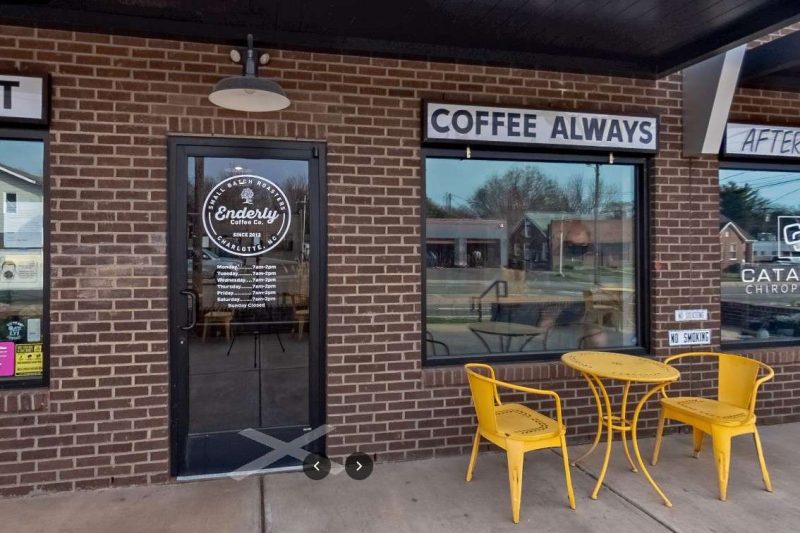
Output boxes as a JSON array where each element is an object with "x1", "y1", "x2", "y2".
[
  {"x1": 619, "y1": 381, "x2": 638, "y2": 473},
  {"x1": 631, "y1": 382, "x2": 673, "y2": 507},
  {"x1": 572, "y1": 372, "x2": 604, "y2": 466},
  {"x1": 590, "y1": 374, "x2": 615, "y2": 500},
  {"x1": 471, "y1": 330, "x2": 493, "y2": 353}
]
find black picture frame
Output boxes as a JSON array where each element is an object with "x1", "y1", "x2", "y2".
[
  {"x1": 420, "y1": 147, "x2": 650, "y2": 366},
  {"x1": 0, "y1": 127, "x2": 51, "y2": 389}
]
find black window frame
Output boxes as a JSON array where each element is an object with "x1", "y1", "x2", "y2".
[
  {"x1": 719, "y1": 159, "x2": 800, "y2": 351},
  {"x1": 421, "y1": 147, "x2": 650, "y2": 366},
  {"x1": 0, "y1": 127, "x2": 50, "y2": 389}
]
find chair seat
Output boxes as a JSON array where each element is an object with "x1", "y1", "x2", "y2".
[
  {"x1": 662, "y1": 396, "x2": 754, "y2": 427},
  {"x1": 495, "y1": 403, "x2": 561, "y2": 440}
]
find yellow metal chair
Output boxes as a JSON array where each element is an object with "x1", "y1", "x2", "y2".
[
  {"x1": 464, "y1": 363, "x2": 576, "y2": 523},
  {"x1": 651, "y1": 352, "x2": 774, "y2": 501}
]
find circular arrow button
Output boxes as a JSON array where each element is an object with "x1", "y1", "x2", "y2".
[
  {"x1": 344, "y1": 452, "x2": 373, "y2": 481},
  {"x1": 302, "y1": 453, "x2": 331, "y2": 481}
]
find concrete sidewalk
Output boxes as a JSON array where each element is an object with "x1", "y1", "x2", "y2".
[{"x1": 2, "y1": 422, "x2": 798, "y2": 533}]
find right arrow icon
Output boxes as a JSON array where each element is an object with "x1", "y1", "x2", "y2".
[{"x1": 345, "y1": 453, "x2": 373, "y2": 480}]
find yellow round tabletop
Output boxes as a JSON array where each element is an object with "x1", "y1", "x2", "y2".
[{"x1": 561, "y1": 351, "x2": 680, "y2": 383}]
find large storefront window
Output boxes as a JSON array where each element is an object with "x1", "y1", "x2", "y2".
[
  {"x1": 720, "y1": 166, "x2": 800, "y2": 346},
  {"x1": 424, "y1": 155, "x2": 642, "y2": 362},
  {"x1": 0, "y1": 136, "x2": 46, "y2": 386}
]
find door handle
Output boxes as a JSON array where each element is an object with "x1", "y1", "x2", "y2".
[{"x1": 180, "y1": 289, "x2": 197, "y2": 331}]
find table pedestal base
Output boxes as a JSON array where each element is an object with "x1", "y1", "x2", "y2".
[{"x1": 572, "y1": 373, "x2": 673, "y2": 507}]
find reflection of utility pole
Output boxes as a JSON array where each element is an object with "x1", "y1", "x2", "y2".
[
  {"x1": 444, "y1": 192, "x2": 452, "y2": 211},
  {"x1": 558, "y1": 215, "x2": 565, "y2": 277},
  {"x1": 593, "y1": 163, "x2": 600, "y2": 286},
  {"x1": 193, "y1": 157, "x2": 205, "y2": 308},
  {"x1": 298, "y1": 194, "x2": 308, "y2": 263}
]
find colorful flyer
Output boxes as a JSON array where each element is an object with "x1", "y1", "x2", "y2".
[
  {"x1": 14, "y1": 343, "x2": 42, "y2": 376},
  {"x1": 0, "y1": 342, "x2": 14, "y2": 377}
]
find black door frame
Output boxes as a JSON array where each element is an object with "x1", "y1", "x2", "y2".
[{"x1": 167, "y1": 136, "x2": 327, "y2": 477}]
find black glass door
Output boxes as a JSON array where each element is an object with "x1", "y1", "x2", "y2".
[{"x1": 168, "y1": 138, "x2": 325, "y2": 477}]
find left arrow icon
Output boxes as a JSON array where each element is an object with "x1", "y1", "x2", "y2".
[{"x1": 303, "y1": 454, "x2": 330, "y2": 481}]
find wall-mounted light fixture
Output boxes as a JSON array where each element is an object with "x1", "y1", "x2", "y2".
[{"x1": 209, "y1": 34, "x2": 290, "y2": 112}]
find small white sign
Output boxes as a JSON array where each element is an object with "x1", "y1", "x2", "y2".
[
  {"x1": 27, "y1": 318, "x2": 41, "y2": 343},
  {"x1": 725, "y1": 122, "x2": 800, "y2": 158},
  {"x1": 674, "y1": 309, "x2": 708, "y2": 322},
  {"x1": 0, "y1": 74, "x2": 46, "y2": 124},
  {"x1": 424, "y1": 102, "x2": 658, "y2": 152},
  {"x1": 668, "y1": 329, "x2": 711, "y2": 347}
]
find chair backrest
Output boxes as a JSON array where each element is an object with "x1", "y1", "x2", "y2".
[
  {"x1": 718, "y1": 353, "x2": 761, "y2": 410},
  {"x1": 665, "y1": 352, "x2": 774, "y2": 414},
  {"x1": 464, "y1": 363, "x2": 500, "y2": 434}
]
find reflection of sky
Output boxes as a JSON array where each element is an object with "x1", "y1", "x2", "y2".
[
  {"x1": 425, "y1": 157, "x2": 635, "y2": 207},
  {"x1": 720, "y1": 169, "x2": 800, "y2": 210},
  {"x1": 0, "y1": 140, "x2": 44, "y2": 177},
  {"x1": 189, "y1": 157, "x2": 307, "y2": 187}
]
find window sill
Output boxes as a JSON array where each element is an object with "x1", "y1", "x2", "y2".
[
  {"x1": 423, "y1": 346, "x2": 648, "y2": 368},
  {"x1": 0, "y1": 388, "x2": 48, "y2": 414},
  {"x1": 422, "y1": 358, "x2": 572, "y2": 388},
  {"x1": 721, "y1": 342, "x2": 800, "y2": 363}
]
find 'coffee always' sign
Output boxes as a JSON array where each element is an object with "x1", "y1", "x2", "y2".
[
  {"x1": 0, "y1": 73, "x2": 48, "y2": 125},
  {"x1": 423, "y1": 102, "x2": 657, "y2": 153}
]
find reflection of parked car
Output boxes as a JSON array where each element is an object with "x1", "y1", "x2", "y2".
[{"x1": 187, "y1": 249, "x2": 243, "y2": 277}]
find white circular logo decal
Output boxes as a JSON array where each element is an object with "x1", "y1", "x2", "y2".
[{"x1": 202, "y1": 174, "x2": 292, "y2": 257}]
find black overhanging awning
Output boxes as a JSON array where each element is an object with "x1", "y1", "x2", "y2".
[
  {"x1": 740, "y1": 30, "x2": 800, "y2": 91},
  {"x1": 1, "y1": 1, "x2": 800, "y2": 78}
]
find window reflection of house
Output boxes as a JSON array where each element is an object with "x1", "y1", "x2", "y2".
[
  {"x1": 508, "y1": 212, "x2": 560, "y2": 270},
  {"x1": 0, "y1": 163, "x2": 44, "y2": 250},
  {"x1": 751, "y1": 241, "x2": 779, "y2": 261},
  {"x1": 547, "y1": 217, "x2": 633, "y2": 271},
  {"x1": 720, "y1": 216, "x2": 753, "y2": 269},
  {"x1": 426, "y1": 219, "x2": 507, "y2": 268},
  {"x1": 750, "y1": 231, "x2": 780, "y2": 262}
]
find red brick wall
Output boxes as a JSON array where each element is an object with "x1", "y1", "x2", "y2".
[{"x1": 0, "y1": 23, "x2": 797, "y2": 496}]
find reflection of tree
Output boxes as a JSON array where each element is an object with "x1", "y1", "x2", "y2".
[
  {"x1": 721, "y1": 183, "x2": 782, "y2": 236},
  {"x1": 283, "y1": 175, "x2": 310, "y2": 263},
  {"x1": 602, "y1": 201, "x2": 630, "y2": 218},
  {"x1": 563, "y1": 174, "x2": 621, "y2": 215},
  {"x1": 427, "y1": 165, "x2": 631, "y2": 227},
  {"x1": 282, "y1": 175, "x2": 310, "y2": 212},
  {"x1": 469, "y1": 166, "x2": 566, "y2": 227},
  {"x1": 426, "y1": 198, "x2": 474, "y2": 218}
]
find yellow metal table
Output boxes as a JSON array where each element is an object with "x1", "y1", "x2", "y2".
[{"x1": 561, "y1": 351, "x2": 680, "y2": 506}]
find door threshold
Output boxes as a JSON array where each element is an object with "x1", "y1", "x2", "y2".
[{"x1": 176, "y1": 464, "x2": 303, "y2": 482}]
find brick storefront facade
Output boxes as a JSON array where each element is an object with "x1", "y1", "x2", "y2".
[{"x1": 0, "y1": 23, "x2": 799, "y2": 497}]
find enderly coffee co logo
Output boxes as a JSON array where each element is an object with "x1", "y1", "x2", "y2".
[{"x1": 202, "y1": 174, "x2": 291, "y2": 257}]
